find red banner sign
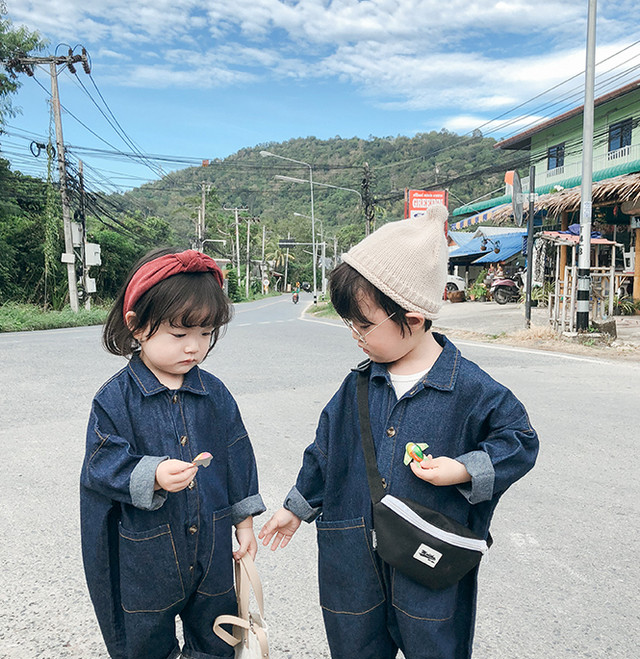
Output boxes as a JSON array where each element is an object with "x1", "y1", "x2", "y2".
[{"x1": 404, "y1": 189, "x2": 449, "y2": 219}]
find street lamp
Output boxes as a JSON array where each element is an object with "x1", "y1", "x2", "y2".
[
  {"x1": 261, "y1": 150, "x2": 317, "y2": 304},
  {"x1": 275, "y1": 174, "x2": 363, "y2": 206}
]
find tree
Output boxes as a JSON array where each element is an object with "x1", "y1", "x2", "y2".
[{"x1": 0, "y1": 8, "x2": 46, "y2": 123}]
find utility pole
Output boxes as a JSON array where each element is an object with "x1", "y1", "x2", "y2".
[
  {"x1": 284, "y1": 231, "x2": 291, "y2": 291},
  {"x1": 78, "y1": 161, "x2": 90, "y2": 310},
  {"x1": 576, "y1": 0, "x2": 597, "y2": 331},
  {"x1": 194, "y1": 182, "x2": 212, "y2": 251},
  {"x1": 17, "y1": 50, "x2": 91, "y2": 312},
  {"x1": 51, "y1": 58, "x2": 78, "y2": 311},
  {"x1": 362, "y1": 162, "x2": 375, "y2": 236},
  {"x1": 320, "y1": 239, "x2": 327, "y2": 296},
  {"x1": 245, "y1": 217, "x2": 260, "y2": 298},
  {"x1": 261, "y1": 225, "x2": 267, "y2": 289},
  {"x1": 223, "y1": 206, "x2": 248, "y2": 278},
  {"x1": 524, "y1": 166, "x2": 536, "y2": 328}
]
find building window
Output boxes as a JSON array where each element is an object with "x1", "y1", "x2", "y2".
[
  {"x1": 608, "y1": 118, "x2": 632, "y2": 153},
  {"x1": 547, "y1": 143, "x2": 565, "y2": 170}
]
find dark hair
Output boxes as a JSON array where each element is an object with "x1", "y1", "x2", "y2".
[
  {"x1": 329, "y1": 262, "x2": 432, "y2": 336},
  {"x1": 103, "y1": 247, "x2": 233, "y2": 357}
]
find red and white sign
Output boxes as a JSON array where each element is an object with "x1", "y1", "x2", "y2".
[{"x1": 404, "y1": 189, "x2": 448, "y2": 219}]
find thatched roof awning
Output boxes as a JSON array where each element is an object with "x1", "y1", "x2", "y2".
[{"x1": 489, "y1": 172, "x2": 640, "y2": 225}]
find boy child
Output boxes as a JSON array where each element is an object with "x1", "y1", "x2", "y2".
[{"x1": 259, "y1": 204, "x2": 539, "y2": 659}]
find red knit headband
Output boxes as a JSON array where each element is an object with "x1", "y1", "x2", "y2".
[{"x1": 123, "y1": 250, "x2": 224, "y2": 318}]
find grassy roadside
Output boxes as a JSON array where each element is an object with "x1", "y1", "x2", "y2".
[
  {"x1": 0, "y1": 293, "x2": 286, "y2": 333},
  {"x1": 306, "y1": 300, "x2": 338, "y2": 319},
  {"x1": 0, "y1": 303, "x2": 110, "y2": 333}
]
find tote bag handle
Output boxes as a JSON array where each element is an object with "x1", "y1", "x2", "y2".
[{"x1": 213, "y1": 554, "x2": 268, "y2": 655}]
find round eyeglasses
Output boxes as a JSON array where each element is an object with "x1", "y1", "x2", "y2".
[{"x1": 342, "y1": 312, "x2": 396, "y2": 344}]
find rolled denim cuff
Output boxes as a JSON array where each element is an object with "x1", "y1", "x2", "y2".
[
  {"x1": 283, "y1": 486, "x2": 321, "y2": 523},
  {"x1": 231, "y1": 493, "x2": 266, "y2": 526},
  {"x1": 130, "y1": 455, "x2": 169, "y2": 511},
  {"x1": 455, "y1": 451, "x2": 495, "y2": 504}
]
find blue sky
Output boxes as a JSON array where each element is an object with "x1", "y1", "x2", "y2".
[{"x1": 5, "y1": 1, "x2": 640, "y2": 192}]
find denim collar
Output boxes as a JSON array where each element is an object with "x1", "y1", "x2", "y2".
[
  {"x1": 127, "y1": 352, "x2": 208, "y2": 396},
  {"x1": 369, "y1": 332, "x2": 460, "y2": 392}
]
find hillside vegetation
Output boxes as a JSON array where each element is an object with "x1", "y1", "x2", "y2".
[
  {"x1": 118, "y1": 131, "x2": 522, "y2": 246},
  {"x1": 2, "y1": 131, "x2": 525, "y2": 306}
]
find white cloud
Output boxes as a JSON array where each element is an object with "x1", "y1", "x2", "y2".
[
  {"x1": 121, "y1": 63, "x2": 257, "y2": 89},
  {"x1": 9, "y1": 0, "x2": 640, "y2": 118},
  {"x1": 96, "y1": 48, "x2": 131, "y2": 61},
  {"x1": 204, "y1": 0, "x2": 586, "y2": 46},
  {"x1": 443, "y1": 113, "x2": 547, "y2": 138}
]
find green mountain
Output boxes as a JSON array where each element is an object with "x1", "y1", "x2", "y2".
[{"x1": 113, "y1": 131, "x2": 524, "y2": 251}]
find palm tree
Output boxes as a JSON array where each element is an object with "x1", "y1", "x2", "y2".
[{"x1": 265, "y1": 244, "x2": 296, "y2": 291}]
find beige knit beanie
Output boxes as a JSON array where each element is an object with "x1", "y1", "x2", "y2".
[{"x1": 342, "y1": 204, "x2": 449, "y2": 319}]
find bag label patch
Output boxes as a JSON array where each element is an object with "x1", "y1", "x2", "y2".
[{"x1": 413, "y1": 543, "x2": 443, "y2": 568}]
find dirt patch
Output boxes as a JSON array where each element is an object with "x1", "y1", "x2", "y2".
[{"x1": 434, "y1": 324, "x2": 640, "y2": 361}]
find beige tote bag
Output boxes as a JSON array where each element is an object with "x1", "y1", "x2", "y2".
[{"x1": 213, "y1": 554, "x2": 269, "y2": 659}]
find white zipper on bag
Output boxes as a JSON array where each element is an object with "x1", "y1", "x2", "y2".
[{"x1": 380, "y1": 495, "x2": 488, "y2": 554}]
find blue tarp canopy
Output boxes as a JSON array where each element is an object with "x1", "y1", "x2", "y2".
[
  {"x1": 448, "y1": 231, "x2": 526, "y2": 264},
  {"x1": 448, "y1": 236, "x2": 490, "y2": 261},
  {"x1": 473, "y1": 232, "x2": 526, "y2": 264},
  {"x1": 448, "y1": 230, "x2": 476, "y2": 247}
]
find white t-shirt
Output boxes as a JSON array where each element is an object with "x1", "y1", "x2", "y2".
[{"x1": 388, "y1": 368, "x2": 430, "y2": 399}]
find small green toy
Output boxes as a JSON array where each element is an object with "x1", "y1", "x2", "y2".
[{"x1": 403, "y1": 442, "x2": 430, "y2": 465}]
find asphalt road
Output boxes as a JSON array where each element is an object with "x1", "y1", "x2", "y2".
[{"x1": 0, "y1": 293, "x2": 638, "y2": 658}]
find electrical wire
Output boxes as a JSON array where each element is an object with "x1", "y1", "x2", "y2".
[{"x1": 7, "y1": 39, "x2": 640, "y2": 217}]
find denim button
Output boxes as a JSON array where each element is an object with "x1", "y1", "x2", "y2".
[
  {"x1": 188, "y1": 525, "x2": 198, "y2": 534},
  {"x1": 188, "y1": 481, "x2": 195, "y2": 490},
  {"x1": 180, "y1": 435, "x2": 188, "y2": 446},
  {"x1": 172, "y1": 394, "x2": 178, "y2": 404},
  {"x1": 386, "y1": 427, "x2": 396, "y2": 437}
]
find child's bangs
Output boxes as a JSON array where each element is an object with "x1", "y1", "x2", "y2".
[
  {"x1": 170, "y1": 297, "x2": 220, "y2": 329},
  {"x1": 164, "y1": 273, "x2": 229, "y2": 329},
  {"x1": 330, "y1": 264, "x2": 380, "y2": 324},
  {"x1": 135, "y1": 272, "x2": 231, "y2": 340}
]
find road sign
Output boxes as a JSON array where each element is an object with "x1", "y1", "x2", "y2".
[{"x1": 279, "y1": 239, "x2": 296, "y2": 248}]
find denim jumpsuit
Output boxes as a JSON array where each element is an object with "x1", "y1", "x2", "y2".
[
  {"x1": 80, "y1": 354, "x2": 265, "y2": 659},
  {"x1": 284, "y1": 334, "x2": 538, "y2": 659}
]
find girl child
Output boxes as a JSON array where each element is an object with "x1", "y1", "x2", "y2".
[
  {"x1": 81, "y1": 248, "x2": 265, "y2": 659},
  {"x1": 259, "y1": 205, "x2": 538, "y2": 659}
]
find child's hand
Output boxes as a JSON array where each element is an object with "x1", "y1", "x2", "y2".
[
  {"x1": 258, "y1": 508, "x2": 301, "y2": 551},
  {"x1": 155, "y1": 459, "x2": 197, "y2": 492},
  {"x1": 234, "y1": 519, "x2": 258, "y2": 561},
  {"x1": 409, "y1": 456, "x2": 471, "y2": 486}
]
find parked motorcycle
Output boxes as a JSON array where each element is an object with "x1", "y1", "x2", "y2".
[{"x1": 490, "y1": 270, "x2": 525, "y2": 305}]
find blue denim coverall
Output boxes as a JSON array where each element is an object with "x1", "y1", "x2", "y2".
[
  {"x1": 284, "y1": 334, "x2": 539, "y2": 659},
  {"x1": 80, "y1": 354, "x2": 265, "y2": 659}
]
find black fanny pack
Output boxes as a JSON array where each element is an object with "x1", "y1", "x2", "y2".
[{"x1": 356, "y1": 364, "x2": 489, "y2": 590}]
